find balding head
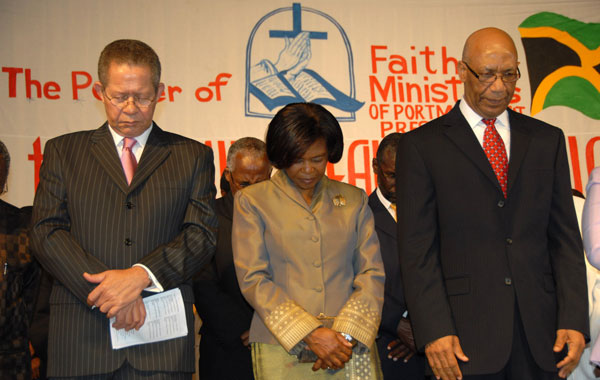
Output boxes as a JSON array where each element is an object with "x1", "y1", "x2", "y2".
[
  {"x1": 462, "y1": 27, "x2": 518, "y2": 62},
  {"x1": 458, "y1": 27, "x2": 520, "y2": 118}
]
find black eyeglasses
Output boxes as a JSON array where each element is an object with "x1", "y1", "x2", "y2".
[
  {"x1": 102, "y1": 90, "x2": 156, "y2": 108},
  {"x1": 463, "y1": 62, "x2": 520, "y2": 84}
]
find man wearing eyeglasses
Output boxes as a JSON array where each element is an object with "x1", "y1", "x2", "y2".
[
  {"x1": 31, "y1": 39, "x2": 218, "y2": 379},
  {"x1": 396, "y1": 27, "x2": 588, "y2": 380}
]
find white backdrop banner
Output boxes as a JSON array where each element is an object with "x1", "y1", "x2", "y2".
[{"x1": 1, "y1": 0, "x2": 599, "y2": 206}]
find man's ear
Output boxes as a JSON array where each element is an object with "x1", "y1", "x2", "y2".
[
  {"x1": 372, "y1": 158, "x2": 379, "y2": 174},
  {"x1": 457, "y1": 61, "x2": 467, "y2": 83},
  {"x1": 94, "y1": 82, "x2": 105, "y2": 100},
  {"x1": 224, "y1": 168, "x2": 233, "y2": 184},
  {"x1": 156, "y1": 83, "x2": 165, "y2": 100}
]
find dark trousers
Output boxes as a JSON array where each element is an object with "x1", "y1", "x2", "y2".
[
  {"x1": 50, "y1": 361, "x2": 191, "y2": 380},
  {"x1": 198, "y1": 330, "x2": 254, "y2": 380},
  {"x1": 377, "y1": 331, "x2": 426, "y2": 379},
  {"x1": 431, "y1": 303, "x2": 559, "y2": 380}
]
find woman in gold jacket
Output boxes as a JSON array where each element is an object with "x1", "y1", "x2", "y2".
[{"x1": 233, "y1": 103, "x2": 385, "y2": 379}]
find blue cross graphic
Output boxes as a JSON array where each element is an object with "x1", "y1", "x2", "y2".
[{"x1": 269, "y1": 3, "x2": 327, "y2": 40}]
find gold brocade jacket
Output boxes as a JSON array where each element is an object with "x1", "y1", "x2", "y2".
[{"x1": 232, "y1": 170, "x2": 385, "y2": 352}]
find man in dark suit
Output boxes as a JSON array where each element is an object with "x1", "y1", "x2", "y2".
[
  {"x1": 396, "y1": 27, "x2": 589, "y2": 380},
  {"x1": 370, "y1": 132, "x2": 425, "y2": 379},
  {"x1": 194, "y1": 137, "x2": 271, "y2": 380},
  {"x1": 30, "y1": 39, "x2": 218, "y2": 379}
]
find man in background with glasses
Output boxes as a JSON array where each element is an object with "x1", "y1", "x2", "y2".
[
  {"x1": 31, "y1": 39, "x2": 218, "y2": 379},
  {"x1": 396, "y1": 27, "x2": 588, "y2": 380}
]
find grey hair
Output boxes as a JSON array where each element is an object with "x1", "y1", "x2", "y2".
[{"x1": 226, "y1": 137, "x2": 268, "y2": 171}]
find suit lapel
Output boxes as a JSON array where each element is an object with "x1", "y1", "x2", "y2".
[
  {"x1": 90, "y1": 123, "x2": 130, "y2": 194},
  {"x1": 369, "y1": 193, "x2": 396, "y2": 238},
  {"x1": 129, "y1": 124, "x2": 171, "y2": 191},
  {"x1": 506, "y1": 110, "x2": 531, "y2": 197},
  {"x1": 443, "y1": 106, "x2": 503, "y2": 194}
]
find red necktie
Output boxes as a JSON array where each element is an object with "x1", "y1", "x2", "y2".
[
  {"x1": 121, "y1": 137, "x2": 137, "y2": 185},
  {"x1": 482, "y1": 118, "x2": 508, "y2": 198}
]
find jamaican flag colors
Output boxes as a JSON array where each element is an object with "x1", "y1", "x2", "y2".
[{"x1": 519, "y1": 12, "x2": 600, "y2": 119}]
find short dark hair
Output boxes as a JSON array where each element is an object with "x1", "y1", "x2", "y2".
[
  {"x1": 98, "y1": 39, "x2": 161, "y2": 91},
  {"x1": 266, "y1": 103, "x2": 343, "y2": 169},
  {"x1": 376, "y1": 132, "x2": 403, "y2": 161}
]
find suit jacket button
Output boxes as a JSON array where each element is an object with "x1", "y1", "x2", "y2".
[
  {"x1": 312, "y1": 236, "x2": 319, "y2": 242},
  {"x1": 124, "y1": 238, "x2": 132, "y2": 246},
  {"x1": 126, "y1": 202, "x2": 134, "y2": 209},
  {"x1": 506, "y1": 238, "x2": 513, "y2": 245},
  {"x1": 314, "y1": 286, "x2": 323, "y2": 292},
  {"x1": 497, "y1": 200, "x2": 505, "y2": 208},
  {"x1": 313, "y1": 261, "x2": 321, "y2": 268},
  {"x1": 504, "y1": 277, "x2": 512, "y2": 285}
]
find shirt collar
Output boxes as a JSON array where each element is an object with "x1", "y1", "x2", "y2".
[
  {"x1": 108, "y1": 122, "x2": 153, "y2": 148},
  {"x1": 376, "y1": 187, "x2": 393, "y2": 209},
  {"x1": 459, "y1": 98, "x2": 509, "y2": 130}
]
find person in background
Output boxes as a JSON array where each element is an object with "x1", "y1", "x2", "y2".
[
  {"x1": 30, "y1": 267, "x2": 53, "y2": 380},
  {"x1": 396, "y1": 27, "x2": 588, "y2": 380},
  {"x1": 370, "y1": 132, "x2": 425, "y2": 379},
  {"x1": 0, "y1": 140, "x2": 40, "y2": 380},
  {"x1": 30, "y1": 39, "x2": 217, "y2": 379},
  {"x1": 194, "y1": 137, "x2": 272, "y2": 380},
  {"x1": 232, "y1": 102, "x2": 385, "y2": 379},
  {"x1": 220, "y1": 169, "x2": 231, "y2": 197},
  {"x1": 579, "y1": 168, "x2": 600, "y2": 378}
]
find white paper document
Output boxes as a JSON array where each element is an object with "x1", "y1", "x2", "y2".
[{"x1": 110, "y1": 288, "x2": 188, "y2": 349}]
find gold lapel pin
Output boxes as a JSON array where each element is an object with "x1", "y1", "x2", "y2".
[{"x1": 333, "y1": 194, "x2": 346, "y2": 207}]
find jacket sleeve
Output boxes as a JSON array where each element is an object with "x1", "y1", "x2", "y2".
[
  {"x1": 31, "y1": 139, "x2": 111, "y2": 305},
  {"x1": 396, "y1": 133, "x2": 457, "y2": 350},
  {"x1": 232, "y1": 191, "x2": 321, "y2": 352},
  {"x1": 548, "y1": 130, "x2": 589, "y2": 339},
  {"x1": 137, "y1": 145, "x2": 218, "y2": 289},
  {"x1": 332, "y1": 191, "x2": 385, "y2": 348}
]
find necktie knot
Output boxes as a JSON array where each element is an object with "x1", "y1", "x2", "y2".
[
  {"x1": 123, "y1": 137, "x2": 137, "y2": 151},
  {"x1": 482, "y1": 118, "x2": 496, "y2": 128}
]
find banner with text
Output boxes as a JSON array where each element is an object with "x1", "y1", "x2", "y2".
[{"x1": 1, "y1": 0, "x2": 599, "y2": 206}]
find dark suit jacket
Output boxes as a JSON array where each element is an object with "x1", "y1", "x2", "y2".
[
  {"x1": 396, "y1": 103, "x2": 589, "y2": 375},
  {"x1": 30, "y1": 123, "x2": 218, "y2": 377},
  {"x1": 369, "y1": 192, "x2": 425, "y2": 379},
  {"x1": 369, "y1": 192, "x2": 406, "y2": 336},
  {"x1": 193, "y1": 191, "x2": 254, "y2": 380}
]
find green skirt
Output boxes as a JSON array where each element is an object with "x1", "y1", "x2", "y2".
[{"x1": 252, "y1": 342, "x2": 383, "y2": 380}]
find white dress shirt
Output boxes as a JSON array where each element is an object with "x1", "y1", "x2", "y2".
[{"x1": 459, "y1": 98, "x2": 511, "y2": 161}]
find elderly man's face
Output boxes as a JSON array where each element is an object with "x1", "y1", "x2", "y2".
[
  {"x1": 373, "y1": 147, "x2": 396, "y2": 203},
  {"x1": 225, "y1": 151, "x2": 272, "y2": 195},
  {"x1": 94, "y1": 62, "x2": 164, "y2": 138},
  {"x1": 459, "y1": 32, "x2": 519, "y2": 119}
]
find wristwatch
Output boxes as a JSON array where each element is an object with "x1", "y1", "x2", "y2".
[{"x1": 340, "y1": 333, "x2": 358, "y2": 347}]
